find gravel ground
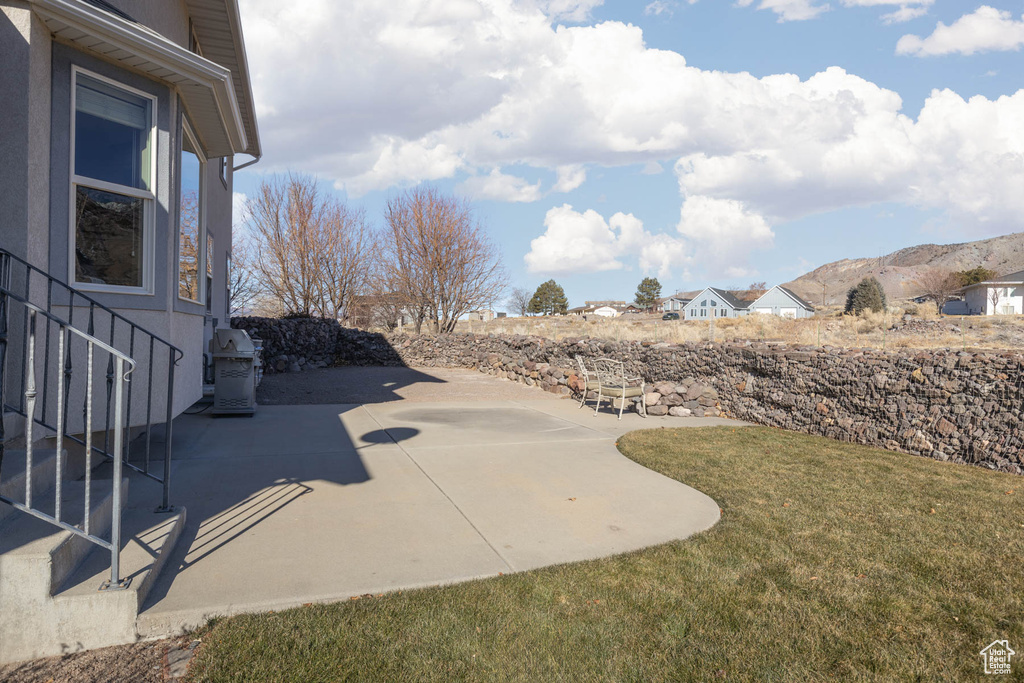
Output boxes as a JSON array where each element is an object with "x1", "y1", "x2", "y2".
[
  {"x1": 0, "y1": 637, "x2": 198, "y2": 683},
  {"x1": 256, "y1": 365, "x2": 564, "y2": 405}
]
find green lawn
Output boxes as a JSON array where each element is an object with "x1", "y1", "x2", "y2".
[{"x1": 186, "y1": 427, "x2": 1024, "y2": 682}]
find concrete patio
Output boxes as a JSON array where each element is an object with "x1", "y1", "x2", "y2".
[{"x1": 134, "y1": 367, "x2": 739, "y2": 637}]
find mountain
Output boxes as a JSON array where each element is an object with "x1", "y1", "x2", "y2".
[{"x1": 783, "y1": 232, "x2": 1024, "y2": 306}]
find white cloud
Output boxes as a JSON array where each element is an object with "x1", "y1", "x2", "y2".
[
  {"x1": 232, "y1": 192, "x2": 248, "y2": 227},
  {"x1": 881, "y1": 6, "x2": 927, "y2": 24},
  {"x1": 456, "y1": 169, "x2": 544, "y2": 202},
  {"x1": 644, "y1": 1, "x2": 681, "y2": 17},
  {"x1": 525, "y1": 205, "x2": 630, "y2": 274},
  {"x1": 240, "y1": 0, "x2": 1024, "y2": 268},
  {"x1": 676, "y1": 196, "x2": 774, "y2": 271},
  {"x1": 524, "y1": 205, "x2": 692, "y2": 277},
  {"x1": 524, "y1": 199, "x2": 772, "y2": 279},
  {"x1": 553, "y1": 165, "x2": 587, "y2": 193},
  {"x1": 735, "y1": 0, "x2": 828, "y2": 23},
  {"x1": 538, "y1": 0, "x2": 604, "y2": 22},
  {"x1": 675, "y1": 194, "x2": 770, "y2": 259},
  {"x1": 896, "y1": 6, "x2": 1024, "y2": 56},
  {"x1": 734, "y1": 0, "x2": 932, "y2": 23}
]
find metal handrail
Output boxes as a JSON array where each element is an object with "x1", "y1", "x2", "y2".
[
  {"x1": 0, "y1": 303, "x2": 134, "y2": 588},
  {"x1": 0, "y1": 249, "x2": 183, "y2": 360},
  {"x1": 0, "y1": 249, "x2": 182, "y2": 588}
]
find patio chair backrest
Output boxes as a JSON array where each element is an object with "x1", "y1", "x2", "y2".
[
  {"x1": 594, "y1": 358, "x2": 626, "y2": 386},
  {"x1": 575, "y1": 355, "x2": 591, "y2": 382}
]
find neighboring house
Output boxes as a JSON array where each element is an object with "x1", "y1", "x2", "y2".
[
  {"x1": 569, "y1": 301, "x2": 640, "y2": 317},
  {"x1": 748, "y1": 286, "x2": 815, "y2": 318},
  {"x1": 960, "y1": 270, "x2": 1024, "y2": 315},
  {"x1": 467, "y1": 309, "x2": 495, "y2": 322},
  {"x1": 687, "y1": 287, "x2": 754, "y2": 319},
  {"x1": 346, "y1": 293, "x2": 417, "y2": 329},
  {"x1": 661, "y1": 295, "x2": 692, "y2": 314},
  {"x1": 1, "y1": 0, "x2": 261, "y2": 420}
]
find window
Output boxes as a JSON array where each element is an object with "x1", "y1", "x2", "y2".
[
  {"x1": 71, "y1": 70, "x2": 155, "y2": 291},
  {"x1": 701, "y1": 300, "x2": 707, "y2": 307},
  {"x1": 719, "y1": 309, "x2": 727, "y2": 317},
  {"x1": 701, "y1": 309, "x2": 707, "y2": 317},
  {"x1": 179, "y1": 120, "x2": 205, "y2": 302},
  {"x1": 711, "y1": 300, "x2": 717, "y2": 307}
]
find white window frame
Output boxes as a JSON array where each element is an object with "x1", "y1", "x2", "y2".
[
  {"x1": 69, "y1": 66, "x2": 157, "y2": 295},
  {"x1": 178, "y1": 118, "x2": 207, "y2": 304}
]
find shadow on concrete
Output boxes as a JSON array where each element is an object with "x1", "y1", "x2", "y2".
[
  {"x1": 256, "y1": 366, "x2": 447, "y2": 406},
  {"x1": 138, "y1": 404, "x2": 372, "y2": 612},
  {"x1": 361, "y1": 427, "x2": 419, "y2": 444}
]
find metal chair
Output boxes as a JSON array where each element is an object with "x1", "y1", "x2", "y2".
[
  {"x1": 593, "y1": 358, "x2": 648, "y2": 420},
  {"x1": 574, "y1": 355, "x2": 602, "y2": 409}
]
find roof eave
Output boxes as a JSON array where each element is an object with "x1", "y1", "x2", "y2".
[{"x1": 32, "y1": 0, "x2": 249, "y2": 158}]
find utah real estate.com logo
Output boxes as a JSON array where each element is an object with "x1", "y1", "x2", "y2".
[{"x1": 981, "y1": 640, "x2": 1015, "y2": 675}]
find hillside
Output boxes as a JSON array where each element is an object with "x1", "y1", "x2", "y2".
[{"x1": 783, "y1": 232, "x2": 1024, "y2": 305}]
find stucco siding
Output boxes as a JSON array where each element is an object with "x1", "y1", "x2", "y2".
[{"x1": 0, "y1": 5, "x2": 51, "y2": 269}]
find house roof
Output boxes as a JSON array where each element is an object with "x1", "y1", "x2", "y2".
[
  {"x1": 695, "y1": 287, "x2": 752, "y2": 310},
  {"x1": 32, "y1": 0, "x2": 260, "y2": 160},
  {"x1": 750, "y1": 285, "x2": 815, "y2": 311},
  {"x1": 961, "y1": 269, "x2": 1024, "y2": 291}
]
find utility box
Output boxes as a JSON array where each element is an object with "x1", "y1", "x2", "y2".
[{"x1": 210, "y1": 328, "x2": 257, "y2": 415}]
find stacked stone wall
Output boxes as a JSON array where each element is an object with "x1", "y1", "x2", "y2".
[{"x1": 232, "y1": 317, "x2": 1023, "y2": 474}]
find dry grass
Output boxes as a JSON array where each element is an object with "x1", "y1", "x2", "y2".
[
  {"x1": 183, "y1": 428, "x2": 1024, "y2": 682},
  {"x1": 449, "y1": 308, "x2": 1024, "y2": 351}
]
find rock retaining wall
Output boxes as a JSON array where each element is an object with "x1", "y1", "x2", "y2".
[{"x1": 232, "y1": 317, "x2": 1023, "y2": 474}]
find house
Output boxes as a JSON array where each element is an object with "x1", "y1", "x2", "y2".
[
  {"x1": 959, "y1": 270, "x2": 1024, "y2": 315},
  {"x1": 569, "y1": 301, "x2": 640, "y2": 317},
  {"x1": 0, "y1": 0, "x2": 261, "y2": 662},
  {"x1": 686, "y1": 287, "x2": 754, "y2": 319},
  {"x1": 660, "y1": 295, "x2": 692, "y2": 314},
  {"x1": 467, "y1": 309, "x2": 496, "y2": 322},
  {"x1": 1, "y1": 0, "x2": 260, "y2": 419},
  {"x1": 748, "y1": 286, "x2": 815, "y2": 318}
]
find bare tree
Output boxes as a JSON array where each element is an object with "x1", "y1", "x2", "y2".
[
  {"x1": 244, "y1": 174, "x2": 372, "y2": 319},
  {"x1": 915, "y1": 268, "x2": 960, "y2": 314},
  {"x1": 229, "y1": 230, "x2": 261, "y2": 316},
  {"x1": 508, "y1": 287, "x2": 531, "y2": 317},
  {"x1": 379, "y1": 187, "x2": 507, "y2": 334},
  {"x1": 747, "y1": 281, "x2": 768, "y2": 298},
  {"x1": 989, "y1": 286, "x2": 1004, "y2": 315}
]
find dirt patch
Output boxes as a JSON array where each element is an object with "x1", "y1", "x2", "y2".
[{"x1": 0, "y1": 637, "x2": 199, "y2": 683}]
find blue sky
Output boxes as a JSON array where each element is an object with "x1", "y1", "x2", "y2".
[{"x1": 234, "y1": 0, "x2": 1024, "y2": 308}]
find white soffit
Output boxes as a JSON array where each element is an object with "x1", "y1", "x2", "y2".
[
  {"x1": 31, "y1": 0, "x2": 248, "y2": 158},
  {"x1": 184, "y1": 0, "x2": 260, "y2": 159}
]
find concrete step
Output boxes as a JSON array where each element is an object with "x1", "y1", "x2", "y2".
[
  {"x1": 0, "y1": 476, "x2": 128, "y2": 600},
  {"x1": 0, "y1": 449, "x2": 65, "y2": 527},
  {"x1": 54, "y1": 502, "x2": 187, "y2": 656},
  {"x1": 0, "y1": 468, "x2": 186, "y2": 665}
]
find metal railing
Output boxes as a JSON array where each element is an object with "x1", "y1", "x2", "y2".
[{"x1": 0, "y1": 249, "x2": 184, "y2": 589}]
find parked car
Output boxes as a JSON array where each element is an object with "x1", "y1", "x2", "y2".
[{"x1": 662, "y1": 312, "x2": 680, "y2": 320}]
